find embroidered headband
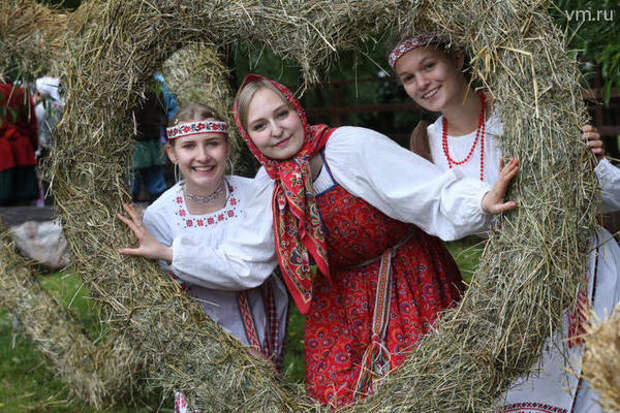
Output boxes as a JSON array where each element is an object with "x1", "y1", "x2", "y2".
[
  {"x1": 166, "y1": 120, "x2": 228, "y2": 140},
  {"x1": 388, "y1": 33, "x2": 443, "y2": 69}
]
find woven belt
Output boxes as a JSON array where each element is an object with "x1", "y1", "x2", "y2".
[
  {"x1": 237, "y1": 290, "x2": 262, "y2": 352},
  {"x1": 237, "y1": 277, "x2": 279, "y2": 360},
  {"x1": 353, "y1": 232, "x2": 414, "y2": 399}
]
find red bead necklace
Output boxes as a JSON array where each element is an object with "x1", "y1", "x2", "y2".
[{"x1": 441, "y1": 91, "x2": 486, "y2": 181}]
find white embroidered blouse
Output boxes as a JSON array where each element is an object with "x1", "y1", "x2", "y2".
[{"x1": 143, "y1": 175, "x2": 288, "y2": 349}]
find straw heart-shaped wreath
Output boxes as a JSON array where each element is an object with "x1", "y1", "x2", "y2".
[{"x1": 0, "y1": 0, "x2": 599, "y2": 411}]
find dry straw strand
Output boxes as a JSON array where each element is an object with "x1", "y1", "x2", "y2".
[{"x1": 578, "y1": 305, "x2": 620, "y2": 413}]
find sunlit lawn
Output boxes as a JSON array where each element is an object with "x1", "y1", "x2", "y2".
[{"x1": 0, "y1": 237, "x2": 483, "y2": 411}]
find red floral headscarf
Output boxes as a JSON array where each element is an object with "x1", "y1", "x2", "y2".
[{"x1": 233, "y1": 74, "x2": 334, "y2": 314}]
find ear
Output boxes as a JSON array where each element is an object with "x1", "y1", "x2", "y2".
[
  {"x1": 455, "y1": 50, "x2": 465, "y2": 72},
  {"x1": 225, "y1": 138, "x2": 232, "y2": 158},
  {"x1": 165, "y1": 143, "x2": 177, "y2": 164}
]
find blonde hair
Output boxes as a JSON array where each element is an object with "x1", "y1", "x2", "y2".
[{"x1": 235, "y1": 79, "x2": 288, "y2": 130}]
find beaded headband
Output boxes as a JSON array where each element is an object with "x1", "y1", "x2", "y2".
[
  {"x1": 166, "y1": 120, "x2": 228, "y2": 140},
  {"x1": 388, "y1": 33, "x2": 442, "y2": 69}
]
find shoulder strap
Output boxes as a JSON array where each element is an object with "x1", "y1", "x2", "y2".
[{"x1": 409, "y1": 120, "x2": 433, "y2": 163}]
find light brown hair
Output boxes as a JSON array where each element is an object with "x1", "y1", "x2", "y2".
[{"x1": 235, "y1": 79, "x2": 288, "y2": 130}]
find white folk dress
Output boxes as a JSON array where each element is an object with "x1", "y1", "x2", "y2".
[
  {"x1": 143, "y1": 175, "x2": 289, "y2": 363},
  {"x1": 426, "y1": 111, "x2": 620, "y2": 413}
]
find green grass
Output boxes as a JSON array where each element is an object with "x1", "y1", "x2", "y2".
[
  {"x1": 0, "y1": 270, "x2": 164, "y2": 413},
  {"x1": 0, "y1": 238, "x2": 483, "y2": 409},
  {"x1": 282, "y1": 305, "x2": 306, "y2": 383},
  {"x1": 445, "y1": 236, "x2": 485, "y2": 283}
]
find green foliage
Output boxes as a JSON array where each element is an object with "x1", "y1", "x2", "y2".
[
  {"x1": 550, "y1": 0, "x2": 620, "y2": 104},
  {"x1": 445, "y1": 237, "x2": 485, "y2": 284},
  {"x1": 282, "y1": 305, "x2": 305, "y2": 383}
]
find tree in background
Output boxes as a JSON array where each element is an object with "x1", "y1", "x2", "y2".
[{"x1": 551, "y1": 0, "x2": 619, "y2": 105}]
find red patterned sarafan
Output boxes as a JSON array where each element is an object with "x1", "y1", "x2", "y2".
[{"x1": 304, "y1": 179, "x2": 464, "y2": 407}]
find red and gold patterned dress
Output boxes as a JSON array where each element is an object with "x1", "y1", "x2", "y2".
[{"x1": 304, "y1": 156, "x2": 465, "y2": 407}]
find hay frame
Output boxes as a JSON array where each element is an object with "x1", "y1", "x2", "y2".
[{"x1": 0, "y1": 0, "x2": 602, "y2": 411}]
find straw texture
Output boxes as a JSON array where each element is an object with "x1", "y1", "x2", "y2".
[{"x1": 0, "y1": 0, "x2": 605, "y2": 411}]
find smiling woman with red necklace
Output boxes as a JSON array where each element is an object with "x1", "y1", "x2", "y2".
[
  {"x1": 390, "y1": 33, "x2": 620, "y2": 413},
  {"x1": 117, "y1": 104, "x2": 289, "y2": 410},
  {"x1": 391, "y1": 34, "x2": 503, "y2": 183}
]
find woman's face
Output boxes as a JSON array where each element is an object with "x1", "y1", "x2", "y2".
[
  {"x1": 245, "y1": 88, "x2": 305, "y2": 160},
  {"x1": 166, "y1": 129, "x2": 230, "y2": 193},
  {"x1": 394, "y1": 47, "x2": 466, "y2": 113}
]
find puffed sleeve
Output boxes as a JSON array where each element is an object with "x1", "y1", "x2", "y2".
[
  {"x1": 595, "y1": 158, "x2": 620, "y2": 213},
  {"x1": 142, "y1": 204, "x2": 174, "y2": 272},
  {"x1": 324, "y1": 126, "x2": 492, "y2": 241},
  {"x1": 168, "y1": 173, "x2": 279, "y2": 290}
]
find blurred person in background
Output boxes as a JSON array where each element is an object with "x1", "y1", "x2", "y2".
[
  {"x1": 131, "y1": 84, "x2": 168, "y2": 203},
  {"x1": 34, "y1": 76, "x2": 64, "y2": 159},
  {"x1": 0, "y1": 79, "x2": 40, "y2": 206}
]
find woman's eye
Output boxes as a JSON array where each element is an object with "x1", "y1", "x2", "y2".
[
  {"x1": 277, "y1": 110, "x2": 289, "y2": 119},
  {"x1": 424, "y1": 62, "x2": 435, "y2": 70},
  {"x1": 401, "y1": 74, "x2": 414, "y2": 84},
  {"x1": 252, "y1": 122, "x2": 265, "y2": 131},
  {"x1": 182, "y1": 143, "x2": 195, "y2": 149}
]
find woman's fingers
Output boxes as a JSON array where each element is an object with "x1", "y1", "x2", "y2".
[
  {"x1": 118, "y1": 204, "x2": 169, "y2": 260},
  {"x1": 494, "y1": 200, "x2": 517, "y2": 214},
  {"x1": 122, "y1": 202, "x2": 134, "y2": 213},
  {"x1": 117, "y1": 212, "x2": 140, "y2": 235},
  {"x1": 123, "y1": 203, "x2": 142, "y2": 223},
  {"x1": 118, "y1": 247, "x2": 142, "y2": 256},
  {"x1": 581, "y1": 125, "x2": 604, "y2": 159},
  {"x1": 498, "y1": 158, "x2": 519, "y2": 181},
  {"x1": 481, "y1": 158, "x2": 519, "y2": 215}
]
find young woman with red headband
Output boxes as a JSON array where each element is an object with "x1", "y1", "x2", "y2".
[
  {"x1": 233, "y1": 73, "x2": 519, "y2": 407},
  {"x1": 117, "y1": 104, "x2": 289, "y2": 410},
  {"x1": 389, "y1": 34, "x2": 620, "y2": 413}
]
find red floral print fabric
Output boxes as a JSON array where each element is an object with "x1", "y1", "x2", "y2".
[{"x1": 305, "y1": 184, "x2": 465, "y2": 407}]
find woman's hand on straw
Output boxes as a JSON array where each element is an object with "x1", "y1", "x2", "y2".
[
  {"x1": 481, "y1": 157, "x2": 519, "y2": 215},
  {"x1": 117, "y1": 203, "x2": 172, "y2": 262},
  {"x1": 581, "y1": 125, "x2": 604, "y2": 161}
]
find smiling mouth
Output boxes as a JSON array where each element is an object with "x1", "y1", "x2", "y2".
[
  {"x1": 193, "y1": 165, "x2": 216, "y2": 173},
  {"x1": 422, "y1": 87, "x2": 439, "y2": 99},
  {"x1": 275, "y1": 136, "x2": 291, "y2": 147}
]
